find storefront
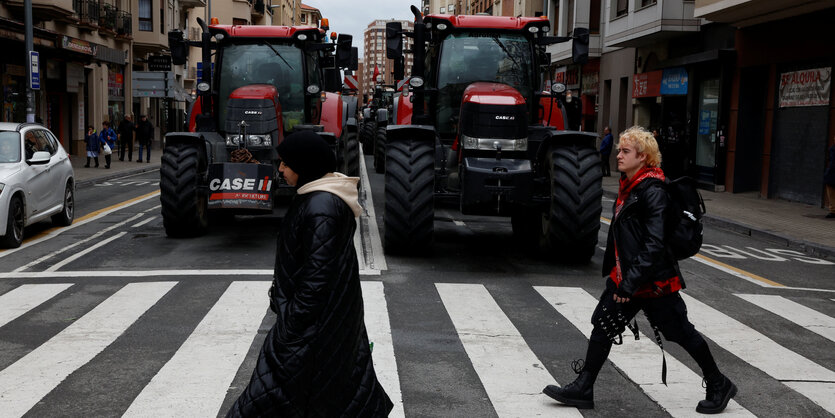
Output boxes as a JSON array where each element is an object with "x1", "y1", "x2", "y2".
[{"x1": 580, "y1": 59, "x2": 600, "y2": 133}]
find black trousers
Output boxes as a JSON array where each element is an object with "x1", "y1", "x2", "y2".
[
  {"x1": 600, "y1": 154, "x2": 611, "y2": 176},
  {"x1": 582, "y1": 285, "x2": 718, "y2": 380},
  {"x1": 119, "y1": 136, "x2": 133, "y2": 160}
]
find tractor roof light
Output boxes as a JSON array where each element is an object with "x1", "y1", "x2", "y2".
[
  {"x1": 306, "y1": 84, "x2": 321, "y2": 95},
  {"x1": 214, "y1": 33, "x2": 224, "y2": 41},
  {"x1": 197, "y1": 82, "x2": 210, "y2": 92},
  {"x1": 436, "y1": 23, "x2": 448, "y2": 31},
  {"x1": 330, "y1": 32, "x2": 337, "y2": 41},
  {"x1": 297, "y1": 33, "x2": 307, "y2": 41},
  {"x1": 425, "y1": 22, "x2": 432, "y2": 29},
  {"x1": 321, "y1": 18, "x2": 329, "y2": 30},
  {"x1": 210, "y1": 17, "x2": 219, "y2": 25},
  {"x1": 542, "y1": 26, "x2": 550, "y2": 33},
  {"x1": 528, "y1": 26, "x2": 539, "y2": 33},
  {"x1": 551, "y1": 82, "x2": 566, "y2": 94},
  {"x1": 409, "y1": 77, "x2": 424, "y2": 88}
]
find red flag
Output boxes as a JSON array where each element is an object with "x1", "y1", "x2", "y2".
[{"x1": 372, "y1": 65, "x2": 380, "y2": 81}]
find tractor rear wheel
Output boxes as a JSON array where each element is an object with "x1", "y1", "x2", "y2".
[
  {"x1": 542, "y1": 144, "x2": 602, "y2": 263},
  {"x1": 374, "y1": 125, "x2": 386, "y2": 174},
  {"x1": 342, "y1": 131, "x2": 360, "y2": 177},
  {"x1": 160, "y1": 143, "x2": 208, "y2": 237},
  {"x1": 384, "y1": 137, "x2": 434, "y2": 254},
  {"x1": 361, "y1": 120, "x2": 376, "y2": 155}
]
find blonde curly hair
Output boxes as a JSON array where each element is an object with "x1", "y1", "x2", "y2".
[{"x1": 618, "y1": 126, "x2": 662, "y2": 168}]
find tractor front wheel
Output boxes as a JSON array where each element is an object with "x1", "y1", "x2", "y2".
[
  {"x1": 160, "y1": 144, "x2": 208, "y2": 237},
  {"x1": 361, "y1": 120, "x2": 376, "y2": 155},
  {"x1": 384, "y1": 137, "x2": 434, "y2": 254},
  {"x1": 374, "y1": 125, "x2": 387, "y2": 174},
  {"x1": 342, "y1": 131, "x2": 360, "y2": 177}
]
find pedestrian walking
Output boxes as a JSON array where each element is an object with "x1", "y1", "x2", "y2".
[
  {"x1": 226, "y1": 131, "x2": 393, "y2": 417},
  {"x1": 118, "y1": 114, "x2": 135, "y2": 161},
  {"x1": 99, "y1": 121, "x2": 117, "y2": 169},
  {"x1": 824, "y1": 139, "x2": 835, "y2": 219},
  {"x1": 599, "y1": 126, "x2": 613, "y2": 176},
  {"x1": 84, "y1": 125, "x2": 99, "y2": 168},
  {"x1": 543, "y1": 126, "x2": 737, "y2": 414},
  {"x1": 135, "y1": 115, "x2": 153, "y2": 163}
]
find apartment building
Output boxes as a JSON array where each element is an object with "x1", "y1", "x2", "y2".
[
  {"x1": 298, "y1": 2, "x2": 320, "y2": 27},
  {"x1": 362, "y1": 19, "x2": 412, "y2": 99}
]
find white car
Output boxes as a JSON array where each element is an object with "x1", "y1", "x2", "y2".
[{"x1": 0, "y1": 122, "x2": 75, "y2": 248}]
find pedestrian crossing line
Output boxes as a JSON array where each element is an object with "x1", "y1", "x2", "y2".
[
  {"x1": 436, "y1": 283, "x2": 581, "y2": 417},
  {"x1": 681, "y1": 293, "x2": 835, "y2": 414},
  {"x1": 534, "y1": 286, "x2": 753, "y2": 417},
  {"x1": 736, "y1": 294, "x2": 835, "y2": 343},
  {"x1": 0, "y1": 282, "x2": 177, "y2": 418},
  {"x1": 0, "y1": 269, "x2": 381, "y2": 279},
  {"x1": 123, "y1": 281, "x2": 270, "y2": 417},
  {"x1": 361, "y1": 282, "x2": 404, "y2": 418},
  {"x1": 0, "y1": 284, "x2": 73, "y2": 328}
]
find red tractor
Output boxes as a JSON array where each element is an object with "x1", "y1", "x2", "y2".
[
  {"x1": 163, "y1": 18, "x2": 357, "y2": 237},
  {"x1": 383, "y1": 7, "x2": 601, "y2": 262}
]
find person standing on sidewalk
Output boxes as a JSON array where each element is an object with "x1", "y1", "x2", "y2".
[
  {"x1": 599, "y1": 127, "x2": 613, "y2": 176},
  {"x1": 118, "y1": 114, "x2": 135, "y2": 162},
  {"x1": 226, "y1": 131, "x2": 393, "y2": 417},
  {"x1": 825, "y1": 140, "x2": 835, "y2": 219},
  {"x1": 543, "y1": 126, "x2": 737, "y2": 414},
  {"x1": 83, "y1": 125, "x2": 99, "y2": 168},
  {"x1": 135, "y1": 115, "x2": 153, "y2": 163},
  {"x1": 99, "y1": 121, "x2": 117, "y2": 169}
]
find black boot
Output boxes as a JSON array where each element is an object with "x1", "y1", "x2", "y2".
[
  {"x1": 696, "y1": 371, "x2": 737, "y2": 414},
  {"x1": 84, "y1": 157, "x2": 90, "y2": 168},
  {"x1": 543, "y1": 369, "x2": 595, "y2": 409},
  {"x1": 94, "y1": 157, "x2": 99, "y2": 167}
]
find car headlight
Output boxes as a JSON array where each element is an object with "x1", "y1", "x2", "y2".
[
  {"x1": 461, "y1": 135, "x2": 527, "y2": 151},
  {"x1": 226, "y1": 134, "x2": 272, "y2": 147}
]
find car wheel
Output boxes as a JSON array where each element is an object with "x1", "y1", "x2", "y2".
[
  {"x1": 51, "y1": 182, "x2": 75, "y2": 226},
  {"x1": 1, "y1": 196, "x2": 24, "y2": 248}
]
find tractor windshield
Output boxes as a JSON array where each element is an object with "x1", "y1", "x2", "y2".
[
  {"x1": 218, "y1": 42, "x2": 305, "y2": 132},
  {"x1": 435, "y1": 32, "x2": 533, "y2": 136}
]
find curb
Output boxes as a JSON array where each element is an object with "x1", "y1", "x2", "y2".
[
  {"x1": 76, "y1": 165, "x2": 161, "y2": 190},
  {"x1": 601, "y1": 189, "x2": 835, "y2": 260}
]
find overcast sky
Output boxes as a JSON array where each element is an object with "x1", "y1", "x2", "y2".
[{"x1": 302, "y1": 0, "x2": 422, "y2": 59}]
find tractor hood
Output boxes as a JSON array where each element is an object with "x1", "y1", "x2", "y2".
[
  {"x1": 224, "y1": 84, "x2": 282, "y2": 138},
  {"x1": 459, "y1": 82, "x2": 527, "y2": 140},
  {"x1": 461, "y1": 82, "x2": 526, "y2": 106}
]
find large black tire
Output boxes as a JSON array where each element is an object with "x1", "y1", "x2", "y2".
[
  {"x1": 51, "y1": 181, "x2": 74, "y2": 226},
  {"x1": 373, "y1": 125, "x2": 386, "y2": 174},
  {"x1": 542, "y1": 144, "x2": 603, "y2": 263},
  {"x1": 360, "y1": 120, "x2": 376, "y2": 155},
  {"x1": 384, "y1": 138, "x2": 434, "y2": 254},
  {"x1": 1, "y1": 195, "x2": 24, "y2": 248},
  {"x1": 342, "y1": 131, "x2": 360, "y2": 177},
  {"x1": 160, "y1": 144, "x2": 208, "y2": 238}
]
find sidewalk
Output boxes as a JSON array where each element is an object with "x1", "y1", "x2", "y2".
[
  {"x1": 601, "y1": 175, "x2": 835, "y2": 260},
  {"x1": 70, "y1": 147, "x2": 162, "y2": 188}
]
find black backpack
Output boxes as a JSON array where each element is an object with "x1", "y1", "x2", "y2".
[{"x1": 664, "y1": 177, "x2": 705, "y2": 260}]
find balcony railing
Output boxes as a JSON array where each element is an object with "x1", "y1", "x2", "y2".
[
  {"x1": 74, "y1": 0, "x2": 100, "y2": 27},
  {"x1": 116, "y1": 10, "x2": 132, "y2": 37},
  {"x1": 99, "y1": 2, "x2": 117, "y2": 32}
]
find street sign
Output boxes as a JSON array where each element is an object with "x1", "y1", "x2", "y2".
[
  {"x1": 29, "y1": 51, "x2": 40, "y2": 90},
  {"x1": 148, "y1": 55, "x2": 172, "y2": 72}
]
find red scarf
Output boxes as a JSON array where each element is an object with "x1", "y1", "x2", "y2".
[{"x1": 610, "y1": 166, "x2": 681, "y2": 297}]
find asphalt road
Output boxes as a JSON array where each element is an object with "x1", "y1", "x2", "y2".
[{"x1": 0, "y1": 157, "x2": 833, "y2": 417}]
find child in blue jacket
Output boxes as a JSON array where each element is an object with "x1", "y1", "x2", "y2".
[{"x1": 99, "y1": 121, "x2": 117, "y2": 169}]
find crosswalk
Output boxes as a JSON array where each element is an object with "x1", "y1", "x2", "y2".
[{"x1": 0, "y1": 281, "x2": 834, "y2": 417}]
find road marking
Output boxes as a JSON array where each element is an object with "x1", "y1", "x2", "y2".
[
  {"x1": 682, "y1": 293, "x2": 835, "y2": 413},
  {"x1": 123, "y1": 281, "x2": 270, "y2": 418},
  {"x1": 14, "y1": 214, "x2": 144, "y2": 272},
  {"x1": 0, "y1": 269, "x2": 384, "y2": 279},
  {"x1": 361, "y1": 282, "x2": 404, "y2": 418},
  {"x1": 358, "y1": 148, "x2": 386, "y2": 272},
  {"x1": 736, "y1": 294, "x2": 835, "y2": 343},
  {"x1": 132, "y1": 216, "x2": 156, "y2": 228},
  {"x1": 45, "y1": 232, "x2": 127, "y2": 272},
  {"x1": 0, "y1": 284, "x2": 73, "y2": 328},
  {"x1": 436, "y1": 283, "x2": 579, "y2": 417},
  {"x1": 0, "y1": 282, "x2": 176, "y2": 417},
  {"x1": 534, "y1": 286, "x2": 752, "y2": 417},
  {"x1": 0, "y1": 190, "x2": 160, "y2": 259}
]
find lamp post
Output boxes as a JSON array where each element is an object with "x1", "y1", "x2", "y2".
[{"x1": 24, "y1": 0, "x2": 36, "y2": 123}]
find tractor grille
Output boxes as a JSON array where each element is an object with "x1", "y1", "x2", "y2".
[
  {"x1": 224, "y1": 98, "x2": 279, "y2": 135},
  {"x1": 460, "y1": 102, "x2": 527, "y2": 140}
]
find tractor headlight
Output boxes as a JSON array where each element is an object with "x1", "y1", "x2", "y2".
[
  {"x1": 409, "y1": 77, "x2": 424, "y2": 88},
  {"x1": 226, "y1": 134, "x2": 272, "y2": 147},
  {"x1": 461, "y1": 135, "x2": 527, "y2": 151}
]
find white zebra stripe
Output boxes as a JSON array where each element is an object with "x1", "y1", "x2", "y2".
[
  {"x1": 0, "y1": 284, "x2": 73, "y2": 328},
  {"x1": 0, "y1": 282, "x2": 176, "y2": 417},
  {"x1": 122, "y1": 281, "x2": 270, "y2": 417},
  {"x1": 361, "y1": 281, "x2": 404, "y2": 417},
  {"x1": 534, "y1": 286, "x2": 753, "y2": 417},
  {"x1": 436, "y1": 283, "x2": 581, "y2": 417},
  {"x1": 736, "y1": 294, "x2": 835, "y2": 343}
]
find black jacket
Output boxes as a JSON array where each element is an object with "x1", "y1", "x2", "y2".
[
  {"x1": 602, "y1": 178, "x2": 684, "y2": 296},
  {"x1": 227, "y1": 191, "x2": 392, "y2": 418},
  {"x1": 135, "y1": 120, "x2": 153, "y2": 144},
  {"x1": 824, "y1": 144, "x2": 835, "y2": 186}
]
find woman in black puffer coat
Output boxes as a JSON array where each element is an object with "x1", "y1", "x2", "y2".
[{"x1": 227, "y1": 131, "x2": 393, "y2": 418}]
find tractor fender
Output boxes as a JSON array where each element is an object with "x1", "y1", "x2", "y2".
[
  {"x1": 346, "y1": 117, "x2": 358, "y2": 133},
  {"x1": 394, "y1": 93, "x2": 414, "y2": 125},
  {"x1": 363, "y1": 108, "x2": 372, "y2": 120},
  {"x1": 320, "y1": 91, "x2": 344, "y2": 138},
  {"x1": 376, "y1": 108, "x2": 389, "y2": 124},
  {"x1": 163, "y1": 132, "x2": 221, "y2": 171},
  {"x1": 386, "y1": 124, "x2": 436, "y2": 146},
  {"x1": 535, "y1": 130, "x2": 599, "y2": 166}
]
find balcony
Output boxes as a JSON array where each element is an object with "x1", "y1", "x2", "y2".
[
  {"x1": 694, "y1": 0, "x2": 832, "y2": 27},
  {"x1": 604, "y1": 0, "x2": 701, "y2": 48},
  {"x1": 74, "y1": 0, "x2": 100, "y2": 29},
  {"x1": 98, "y1": 2, "x2": 118, "y2": 35},
  {"x1": 179, "y1": 0, "x2": 206, "y2": 10},
  {"x1": 4, "y1": 0, "x2": 75, "y2": 21},
  {"x1": 116, "y1": 10, "x2": 132, "y2": 39}
]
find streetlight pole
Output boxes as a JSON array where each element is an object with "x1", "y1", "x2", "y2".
[{"x1": 24, "y1": 0, "x2": 35, "y2": 123}]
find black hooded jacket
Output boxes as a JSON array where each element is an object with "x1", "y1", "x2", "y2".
[
  {"x1": 602, "y1": 178, "x2": 684, "y2": 296},
  {"x1": 226, "y1": 190, "x2": 392, "y2": 417}
]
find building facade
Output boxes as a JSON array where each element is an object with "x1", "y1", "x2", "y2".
[
  {"x1": 298, "y1": 2, "x2": 320, "y2": 27},
  {"x1": 362, "y1": 19, "x2": 412, "y2": 99}
]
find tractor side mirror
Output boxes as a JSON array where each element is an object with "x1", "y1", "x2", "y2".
[
  {"x1": 336, "y1": 34, "x2": 353, "y2": 68},
  {"x1": 572, "y1": 27, "x2": 589, "y2": 65},
  {"x1": 386, "y1": 22, "x2": 403, "y2": 59},
  {"x1": 349, "y1": 47, "x2": 359, "y2": 71},
  {"x1": 168, "y1": 30, "x2": 187, "y2": 65}
]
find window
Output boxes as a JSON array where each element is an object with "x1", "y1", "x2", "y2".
[
  {"x1": 300, "y1": 14, "x2": 306, "y2": 23},
  {"x1": 641, "y1": 0, "x2": 656, "y2": 6},
  {"x1": 139, "y1": 0, "x2": 152, "y2": 31},
  {"x1": 448, "y1": 4, "x2": 454, "y2": 13},
  {"x1": 440, "y1": 7, "x2": 445, "y2": 13},
  {"x1": 615, "y1": 0, "x2": 627, "y2": 17}
]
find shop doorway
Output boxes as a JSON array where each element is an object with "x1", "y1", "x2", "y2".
[{"x1": 734, "y1": 67, "x2": 766, "y2": 193}]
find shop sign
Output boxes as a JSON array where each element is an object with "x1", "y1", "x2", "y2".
[
  {"x1": 778, "y1": 67, "x2": 831, "y2": 107},
  {"x1": 554, "y1": 65, "x2": 580, "y2": 89},
  {"x1": 61, "y1": 36, "x2": 97, "y2": 56},
  {"x1": 581, "y1": 72, "x2": 599, "y2": 95},
  {"x1": 632, "y1": 70, "x2": 662, "y2": 98},
  {"x1": 148, "y1": 55, "x2": 172, "y2": 72},
  {"x1": 660, "y1": 67, "x2": 688, "y2": 95}
]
